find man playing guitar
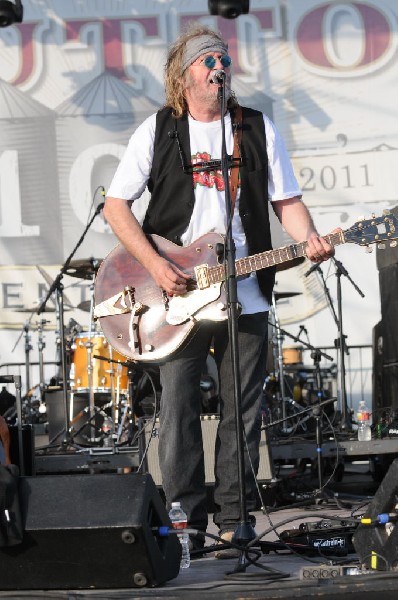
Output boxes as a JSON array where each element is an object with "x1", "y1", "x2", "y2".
[{"x1": 102, "y1": 24, "x2": 334, "y2": 558}]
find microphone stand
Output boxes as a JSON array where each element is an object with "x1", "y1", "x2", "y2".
[
  {"x1": 36, "y1": 202, "x2": 105, "y2": 447},
  {"x1": 305, "y1": 264, "x2": 339, "y2": 327},
  {"x1": 217, "y1": 77, "x2": 255, "y2": 559},
  {"x1": 332, "y1": 257, "x2": 365, "y2": 432}
]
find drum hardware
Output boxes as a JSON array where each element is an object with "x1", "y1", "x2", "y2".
[
  {"x1": 66, "y1": 403, "x2": 108, "y2": 446},
  {"x1": 36, "y1": 318, "x2": 50, "y2": 404},
  {"x1": 11, "y1": 308, "x2": 56, "y2": 420}
]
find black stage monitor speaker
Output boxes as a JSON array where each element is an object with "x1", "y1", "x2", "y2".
[
  {"x1": 376, "y1": 241, "x2": 398, "y2": 270},
  {"x1": 379, "y1": 264, "x2": 398, "y2": 364},
  {"x1": 353, "y1": 458, "x2": 398, "y2": 570},
  {"x1": 139, "y1": 415, "x2": 275, "y2": 486},
  {"x1": 0, "y1": 472, "x2": 180, "y2": 589}
]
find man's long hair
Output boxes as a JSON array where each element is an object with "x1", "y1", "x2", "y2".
[{"x1": 164, "y1": 23, "x2": 238, "y2": 118}]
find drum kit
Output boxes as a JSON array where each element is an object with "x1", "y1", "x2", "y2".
[{"x1": 12, "y1": 257, "x2": 141, "y2": 448}]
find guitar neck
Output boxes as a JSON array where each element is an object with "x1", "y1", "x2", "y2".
[{"x1": 208, "y1": 231, "x2": 345, "y2": 283}]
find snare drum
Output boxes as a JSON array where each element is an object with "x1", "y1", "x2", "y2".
[
  {"x1": 70, "y1": 333, "x2": 128, "y2": 394},
  {"x1": 282, "y1": 346, "x2": 303, "y2": 365}
]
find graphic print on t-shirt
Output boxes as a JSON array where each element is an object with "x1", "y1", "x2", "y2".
[
  {"x1": 192, "y1": 152, "x2": 224, "y2": 190},
  {"x1": 191, "y1": 152, "x2": 241, "y2": 192}
]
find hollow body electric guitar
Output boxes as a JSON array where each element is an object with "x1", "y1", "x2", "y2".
[{"x1": 94, "y1": 208, "x2": 398, "y2": 363}]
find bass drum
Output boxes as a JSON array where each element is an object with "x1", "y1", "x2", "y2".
[{"x1": 69, "y1": 333, "x2": 128, "y2": 395}]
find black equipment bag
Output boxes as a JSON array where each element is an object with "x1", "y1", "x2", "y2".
[{"x1": 0, "y1": 464, "x2": 23, "y2": 547}]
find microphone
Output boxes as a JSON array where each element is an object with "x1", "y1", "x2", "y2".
[
  {"x1": 210, "y1": 69, "x2": 226, "y2": 84},
  {"x1": 304, "y1": 262, "x2": 321, "y2": 278}
]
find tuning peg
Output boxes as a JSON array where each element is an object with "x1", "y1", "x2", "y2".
[
  {"x1": 365, "y1": 246, "x2": 373, "y2": 253},
  {"x1": 383, "y1": 209, "x2": 391, "y2": 215},
  {"x1": 391, "y1": 241, "x2": 397, "y2": 248},
  {"x1": 358, "y1": 215, "x2": 365, "y2": 221},
  {"x1": 371, "y1": 213, "x2": 376, "y2": 218},
  {"x1": 378, "y1": 243, "x2": 386, "y2": 250}
]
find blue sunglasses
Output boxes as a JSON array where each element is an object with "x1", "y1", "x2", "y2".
[{"x1": 202, "y1": 55, "x2": 232, "y2": 69}]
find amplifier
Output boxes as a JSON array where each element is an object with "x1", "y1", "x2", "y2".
[{"x1": 139, "y1": 414, "x2": 274, "y2": 486}]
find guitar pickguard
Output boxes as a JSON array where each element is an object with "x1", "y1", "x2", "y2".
[{"x1": 166, "y1": 283, "x2": 224, "y2": 325}]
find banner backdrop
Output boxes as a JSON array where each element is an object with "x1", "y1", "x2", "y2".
[{"x1": 1, "y1": 0, "x2": 396, "y2": 406}]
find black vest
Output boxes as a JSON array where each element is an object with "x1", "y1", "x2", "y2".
[{"x1": 144, "y1": 106, "x2": 276, "y2": 303}]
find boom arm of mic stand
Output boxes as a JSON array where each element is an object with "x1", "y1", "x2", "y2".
[
  {"x1": 268, "y1": 320, "x2": 334, "y2": 362},
  {"x1": 332, "y1": 257, "x2": 365, "y2": 298},
  {"x1": 263, "y1": 396, "x2": 336, "y2": 429},
  {"x1": 36, "y1": 202, "x2": 105, "y2": 316}
]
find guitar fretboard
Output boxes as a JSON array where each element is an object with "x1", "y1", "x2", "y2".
[{"x1": 207, "y1": 231, "x2": 345, "y2": 284}]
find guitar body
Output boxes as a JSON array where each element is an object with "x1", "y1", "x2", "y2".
[{"x1": 95, "y1": 233, "x2": 227, "y2": 363}]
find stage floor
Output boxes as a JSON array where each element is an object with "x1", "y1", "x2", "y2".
[
  {"x1": 1, "y1": 465, "x2": 398, "y2": 600},
  {"x1": 1, "y1": 508, "x2": 398, "y2": 600}
]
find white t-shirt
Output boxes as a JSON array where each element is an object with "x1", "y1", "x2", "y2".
[{"x1": 107, "y1": 111, "x2": 302, "y2": 314}]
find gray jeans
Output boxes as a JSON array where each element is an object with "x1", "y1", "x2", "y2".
[{"x1": 158, "y1": 312, "x2": 268, "y2": 533}]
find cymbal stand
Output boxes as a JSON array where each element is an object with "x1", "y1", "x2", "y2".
[
  {"x1": 105, "y1": 343, "x2": 118, "y2": 426},
  {"x1": 23, "y1": 322, "x2": 33, "y2": 419},
  {"x1": 110, "y1": 352, "x2": 124, "y2": 426},
  {"x1": 36, "y1": 318, "x2": 49, "y2": 402},
  {"x1": 84, "y1": 270, "x2": 100, "y2": 444}
]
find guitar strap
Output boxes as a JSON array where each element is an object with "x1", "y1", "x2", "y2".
[{"x1": 229, "y1": 104, "x2": 242, "y2": 216}]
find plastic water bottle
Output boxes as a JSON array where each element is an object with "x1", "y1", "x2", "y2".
[
  {"x1": 168, "y1": 501, "x2": 190, "y2": 569},
  {"x1": 357, "y1": 401, "x2": 371, "y2": 441}
]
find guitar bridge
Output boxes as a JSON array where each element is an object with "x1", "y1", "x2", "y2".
[{"x1": 194, "y1": 264, "x2": 210, "y2": 290}]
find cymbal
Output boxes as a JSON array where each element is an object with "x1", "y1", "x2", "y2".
[
  {"x1": 274, "y1": 291, "x2": 301, "y2": 301},
  {"x1": 65, "y1": 258, "x2": 102, "y2": 280},
  {"x1": 276, "y1": 257, "x2": 305, "y2": 272}
]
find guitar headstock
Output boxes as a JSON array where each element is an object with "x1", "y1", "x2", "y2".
[{"x1": 344, "y1": 207, "x2": 398, "y2": 250}]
